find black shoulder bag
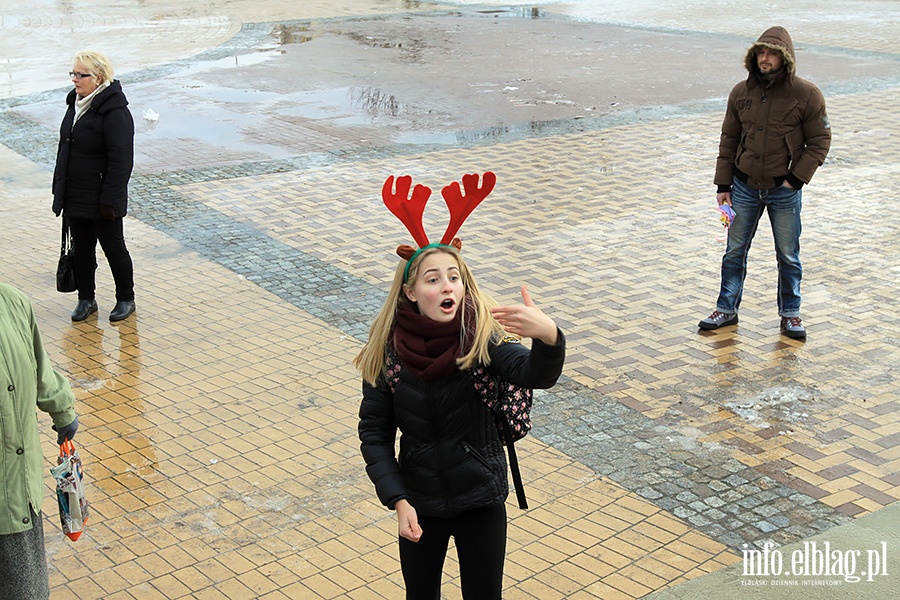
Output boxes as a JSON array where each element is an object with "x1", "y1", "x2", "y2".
[{"x1": 56, "y1": 217, "x2": 77, "y2": 293}]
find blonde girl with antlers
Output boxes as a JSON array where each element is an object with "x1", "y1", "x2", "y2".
[{"x1": 356, "y1": 172, "x2": 565, "y2": 598}]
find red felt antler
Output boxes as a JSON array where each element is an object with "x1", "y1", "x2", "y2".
[
  {"x1": 440, "y1": 172, "x2": 495, "y2": 244},
  {"x1": 382, "y1": 175, "x2": 432, "y2": 248}
]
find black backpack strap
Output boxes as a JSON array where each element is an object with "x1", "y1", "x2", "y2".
[{"x1": 498, "y1": 414, "x2": 528, "y2": 509}]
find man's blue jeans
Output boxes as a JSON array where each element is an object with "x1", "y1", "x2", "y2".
[{"x1": 716, "y1": 178, "x2": 803, "y2": 318}]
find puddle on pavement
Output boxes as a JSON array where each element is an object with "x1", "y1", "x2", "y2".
[
  {"x1": 271, "y1": 23, "x2": 315, "y2": 45},
  {"x1": 472, "y1": 7, "x2": 547, "y2": 19},
  {"x1": 271, "y1": 6, "x2": 547, "y2": 65},
  {"x1": 178, "y1": 48, "x2": 284, "y2": 78},
  {"x1": 349, "y1": 86, "x2": 403, "y2": 119},
  {"x1": 139, "y1": 81, "x2": 422, "y2": 149},
  {"x1": 393, "y1": 130, "x2": 458, "y2": 145},
  {"x1": 131, "y1": 8, "x2": 560, "y2": 151},
  {"x1": 137, "y1": 96, "x2": 295, "y2": 159},
  {"x1": 274, "y1": 86, "x2": 402, "y2": 126},
  {"x1": 184, "y1": 85, "x2": 282, "y2": 104}
]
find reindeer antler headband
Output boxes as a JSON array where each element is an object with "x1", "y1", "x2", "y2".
[{"x1": 382, "y1": 172, "x2": 496, "y2": 282}]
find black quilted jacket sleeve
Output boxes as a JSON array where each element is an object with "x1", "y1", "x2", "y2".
[
  {"x1": 358, "y1": 381, "x2": 407, "y2": 509},
  {"x1": 486, "y1": 328, "x2": 566, "y2": 388}
]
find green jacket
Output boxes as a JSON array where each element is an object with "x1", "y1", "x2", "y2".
[
  {"x1": 715, "y1": 26, "x2": 831, "y2": 191},
  {"x1": 0, "y1": 283, "x2": 76, "y2": 535}
]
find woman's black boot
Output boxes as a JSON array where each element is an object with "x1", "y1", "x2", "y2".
[
  {"x1": 109, "y1": 300, "x2": 136, "y2": 322},
  {"x1": 71, "y1": 299, "x2": 98, "y2": 322}
]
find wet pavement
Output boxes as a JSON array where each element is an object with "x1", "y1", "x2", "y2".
[{"x1": 1, "y1": 1, "x2": 899, "y2": 598}]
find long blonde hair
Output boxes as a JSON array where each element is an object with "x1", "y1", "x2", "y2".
[{"x1": 354, "y1": 246, "x2": 506, "y2": 386}]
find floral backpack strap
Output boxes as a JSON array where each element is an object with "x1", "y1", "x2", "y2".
[
  {"x1": 471, "y1": 351, "x2": 533, "y2": 509},
  {"x1": 499, "y1": 382, "x2": 533, "y2": 442},
  {"x1": 383, "y1": 347, "x2": 402, "y2": 394}
]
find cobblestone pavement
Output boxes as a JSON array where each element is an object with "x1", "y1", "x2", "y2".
[{"x1": 1, "y1": 1, "x2": 899, "y2": 598}]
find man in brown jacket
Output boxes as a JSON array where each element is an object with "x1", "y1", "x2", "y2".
[{"x1": 699, "y1": 26, "x2": 831, "y2": 339}]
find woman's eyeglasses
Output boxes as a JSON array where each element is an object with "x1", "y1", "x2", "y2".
[{"x1": 69, "y1": 71, "x2": 93, "y2": 80}]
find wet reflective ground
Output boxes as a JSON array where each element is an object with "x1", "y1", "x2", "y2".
[
  {"x1": 1, "y1": 1, "x2": 899, "y2": 598},
  {"x1": 5, "y1": 3, "x2": 898, "y2": 174}
]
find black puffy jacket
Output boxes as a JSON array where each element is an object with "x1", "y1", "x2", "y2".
[
  {"x1": 52, "y1": 80, "x2": 134, "y2": 218},
  {"x1": 358, "y1": 331, "x2": 565, "y2": 518}
]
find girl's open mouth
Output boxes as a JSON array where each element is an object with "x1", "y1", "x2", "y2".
[{"x1": 440, "y1": 298, "x2": 456, "y2": 312}]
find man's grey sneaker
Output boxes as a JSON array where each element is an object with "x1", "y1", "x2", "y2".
[
  {"x1": 698, "y1": 310, "x2": 738, "y2": 330},
  {"x1": 780, "y1": 316, "x2": 807, "y2": 339}
]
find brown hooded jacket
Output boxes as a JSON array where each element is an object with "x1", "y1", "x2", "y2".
[{"x1": 714, "y1": 26, "x2": 831, "y2": 191}]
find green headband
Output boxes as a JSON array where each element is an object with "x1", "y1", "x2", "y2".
[{"x1": 403, "y1": 243, "x2": 451, "y2": 283}]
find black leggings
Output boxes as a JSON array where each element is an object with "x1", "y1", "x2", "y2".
[
  {"x1": 67, "y1": 215, "x2": 134, "y2": 302},
  {"x1": 399, "y1": 504, "x2": 507, "y2": 600}
]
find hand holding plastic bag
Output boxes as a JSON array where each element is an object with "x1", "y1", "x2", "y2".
[
  {"x1": 716, "y1": 204, "x2": 736, "y2": 243},
  {"x1": 51, "y1": 439, "x2": 89, "y2": 541},
  {"x1": 718, "y1": 203, "x2": 736, "y2": 226}
]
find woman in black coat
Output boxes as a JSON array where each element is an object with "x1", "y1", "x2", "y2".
[{"x1": 52, "y1": 50, "x2": 136, "y2": 322}]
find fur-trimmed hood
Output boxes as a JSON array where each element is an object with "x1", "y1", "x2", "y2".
[{"x1": 744, "y1": 26, "x2": 796, "y2": 78}]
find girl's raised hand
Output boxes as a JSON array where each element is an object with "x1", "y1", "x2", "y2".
[{"x1": 490, "y1": 286, "x2": 558, "y2": 345}]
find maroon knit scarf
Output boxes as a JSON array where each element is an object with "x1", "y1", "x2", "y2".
[{"x1": 393, "y1": 298, "x2": 475, "y2": 381}]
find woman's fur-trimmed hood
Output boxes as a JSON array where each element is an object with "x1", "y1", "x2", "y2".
[{"x1": 744, "y1": 26, "x2": 796, "y2": 77}]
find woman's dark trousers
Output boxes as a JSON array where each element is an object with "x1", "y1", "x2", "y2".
[
  {"x1": 67, "y1": 216, "x2": 134, "y2": 302},
  {"x1": 399, "y1": 504, "x2": 507, "y2": 599}
]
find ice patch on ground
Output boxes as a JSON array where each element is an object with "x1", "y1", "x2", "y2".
[
  {"x1": 72, "y1": 377, "x2": 107, "y2": 391},
  {"x1": 726, "y1": 387, "x2": 815, "y2": 430},
  {"x1": 666, "y1": 425, "x2": 724, "y2": 452}
]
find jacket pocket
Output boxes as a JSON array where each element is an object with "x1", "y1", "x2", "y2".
[
  {"x1": 462, "y1": 441, "x2": 495, "y2": 473},
  {"x1": 399, "y1": 447, "x2": 417, "y2": 469},
  {"x1": 734, "y1": 130, "x2": 748, "y2": 166},
  {"x1": 785, "y1": 127, "x2": 805, "y2": 166}
]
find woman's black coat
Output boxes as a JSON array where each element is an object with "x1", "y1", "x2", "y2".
[
  {"x1": 52, "y1": 80, "x2": 134, "y2": 219},
  {"x1": 359, "y1": 331, "x2": 565, "y2": 518}
]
